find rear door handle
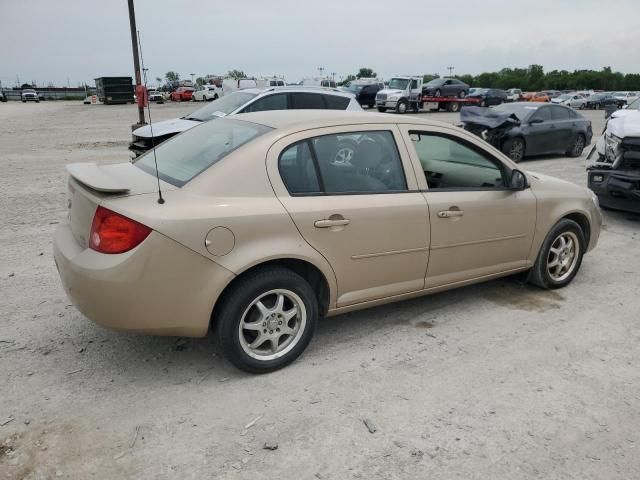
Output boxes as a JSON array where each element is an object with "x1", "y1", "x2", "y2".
[
  {"x1": 437, "y1": 209, "x2": 464, "y2": 218},
  {"x1": 314, "y1": 218, "x2": 350, "y2": 228}
]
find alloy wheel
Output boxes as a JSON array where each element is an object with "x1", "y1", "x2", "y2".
[
  {"x1": 238, "y1": 289, "x2": 306, "y2": 361},
  {"x1": 547, "y1": 232, "x2": 580, "y2": 282}
]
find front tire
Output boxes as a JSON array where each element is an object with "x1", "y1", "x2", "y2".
[
  {"x1": 377, "y1": 107, "x2": 387, "y2": 112},
  {"x1": 395, "y1": 100, "x2": 408, "y2": 114},
  {"x1": 434, "y1": 89, "x2": 441, "y2": 97},
  {"x1": 502, "y1": 137, "x2": 525, "y2": 162},
  {"x1": 529, "y1": 219, "x2": 585, "y2": 289},
  {"x1": 216, "y1": 267, "x2": 318, "y2": 373}
]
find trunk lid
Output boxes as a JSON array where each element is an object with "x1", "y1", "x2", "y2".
[{"x1": 65, "y1": 162, "x2": 175, "y2": 248}]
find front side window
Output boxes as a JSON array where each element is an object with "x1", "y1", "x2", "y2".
[
  {"x1": 278, "y1": 131, "x2": 407, "y2": 195},
  {"x1": 530, "y1": 107, "x2": 552, "y2": 122},
  {"x1": 409, "y1": 132, "x2": 506, "y2": 190},
  {"x1": 242, "y1": 93, "x2": 287, "y2": 113}
]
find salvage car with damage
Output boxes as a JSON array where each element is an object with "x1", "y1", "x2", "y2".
[
  {"x1": 460, "y1": 102, "x2": 592, "y2": 162},
  {"x1": 587, "y1": 100, "x2": 640, "y2": 212}
]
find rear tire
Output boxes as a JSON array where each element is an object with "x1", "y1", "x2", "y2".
[
  {"x1": 215, "y1": 267, "x2": 318, "y2": 373},
  {"x1": 529, "y1": 219, "x2": 585, "y2": 289},
  {"x1": 377, "y1": 107, "x2": 387, "y2": 112},
  {"x1": 566, "y1": 134, "x2": 586, "y2": 158},
  {"x1": 448, "y1": 101, "x2": 461, "y2": 113},
  {"x1": 458, "y1": 90, "x2": 467, "y2": 98},
  {"x1": 502, "y1": 137, "x2": 525, "y2": 162}
]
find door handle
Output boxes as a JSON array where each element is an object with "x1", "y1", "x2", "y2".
[
  {"x1": 314, "y1": 218, "x2": 350, "y2": 228},
  {"x1": 437, "y1": 209, "x2": 464, "y2": 218}
]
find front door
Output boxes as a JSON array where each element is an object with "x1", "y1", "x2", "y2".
[
  {"x1": 523, "y1": 106, "x2": 562, "y2": 155},
  {"x1": 400, "y1": 126, "x2": 536, "y2": 288},
  {"x1": 267, "y1": 125, "x2": 430, "y2": 307}
]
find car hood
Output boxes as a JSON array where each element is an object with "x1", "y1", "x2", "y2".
[
  {"x1": 133, "y1": 117, "x2": 200, "y2": 139},
  {"x1": 607, "y1": 112, "x2": 640, "y2": 138},
  {"x1": 377, "y1": 89, "x2": 404, "y2": 97},
  {"x1": 527, "y1": 171, "x2": 586, "y2": 195}
]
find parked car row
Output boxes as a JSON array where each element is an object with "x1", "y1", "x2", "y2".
[{"x1": 129, "y1": 86, "x2": 362, "y2": 156}]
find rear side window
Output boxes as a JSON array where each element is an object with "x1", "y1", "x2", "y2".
[
  {"x1": 242, "y1": 93, "x2": 287, "y2": 113},
  {"x1": 290, "y1": 93, "x2": 326, "y2": 109},
  {"x1": 278, "y1": 142, "x2": 321, "y2": 194},
  {"x1": 551, "y1": 106, "x2": 571, "y2": 120},
  {"x1": 135, "y1": 119, "x2": 271, "y2": 187},
  {"x1": 324, "y1": 95, "x2": 350, "y2": 109},
  {"x1": 278, "y1": 131, "x2": 407, "y2": 195}
]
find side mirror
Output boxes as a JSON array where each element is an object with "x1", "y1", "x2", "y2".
[
  {"x1": 510, "y1": 169, "x2": 528, "y2": 190},
  {"x1": 529, "y1": 117, "x2": 544, "y2": 124}
]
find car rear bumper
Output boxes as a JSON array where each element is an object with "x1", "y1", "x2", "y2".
[{"x1": 53, "y1": 224, "x2": 235, "y2": 337}]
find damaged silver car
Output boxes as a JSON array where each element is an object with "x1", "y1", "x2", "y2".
[{"x1": 587, "y1": 97, "x2": 640, "y2": 213}]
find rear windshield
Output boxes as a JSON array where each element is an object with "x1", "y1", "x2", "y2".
[
  {"x1": 185, "y1": 92, "x2": 258, "y2": 121},
  {"x1": 135, "y1": 118, "x2": 272, "y2": 187}
]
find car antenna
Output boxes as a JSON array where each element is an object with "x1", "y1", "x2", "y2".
[{"x1": 137, "y1": 30, "x2": 164, "y2": 204}]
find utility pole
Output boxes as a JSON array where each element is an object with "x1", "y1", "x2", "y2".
[
  {"x1": 447, "y1": 66, "x2": 455, "y2": 77},
  {"x1": 127, "y1": 0, "x2": 145, "y2": 127}
]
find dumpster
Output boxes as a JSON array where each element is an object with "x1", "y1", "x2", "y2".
[{"x1": 94, "y1": 77, "x2": 134, "y2": 105}]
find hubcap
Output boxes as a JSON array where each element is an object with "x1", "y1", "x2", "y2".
[
  {"x1": 238, "y1": 289, "x2": 306, "y2": 361},
  {"x1": 398, "y1": 102, "x2": 407, "y2": 113},
  {"x1": 547, "y1": 231, "x2": 580, "y2": 282},
  {"x1": 510, "y1": 140, "x2": 524, "y2": 160},
  {"x1": 574, "y1": 136, "x2": 585, "y2": 155}
]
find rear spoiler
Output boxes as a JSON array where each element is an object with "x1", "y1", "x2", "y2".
[{"x1": 66, "y1": 163, "x2": 130, "y2": 193}]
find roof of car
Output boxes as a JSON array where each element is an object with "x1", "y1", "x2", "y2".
[{"x1": 234, "y1": 110, "x2": 454, "y2": 130}]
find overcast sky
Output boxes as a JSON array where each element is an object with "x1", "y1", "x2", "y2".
[{"x1": 1, "y1": 0, "x2": 639, "y2": 87}]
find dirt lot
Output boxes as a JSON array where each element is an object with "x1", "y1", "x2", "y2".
[{"x1": 1, "y1": 101, "x2": 639, "y2": 479}]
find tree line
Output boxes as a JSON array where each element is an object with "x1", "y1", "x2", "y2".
[
  {"x1": 439, "y1": 65, "x2": 640, "y2": 92},
  {"x1": 162, "y1": 65, "x2": 640, "y2": 92}
]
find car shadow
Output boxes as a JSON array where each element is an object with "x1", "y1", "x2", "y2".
[{"x1": 54, "y1": 274, "x2": 568, "y2": 381}]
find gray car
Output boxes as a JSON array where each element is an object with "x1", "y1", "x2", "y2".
[{"x1": 422, "y1": 78, "x2": 469, "y2": 98}]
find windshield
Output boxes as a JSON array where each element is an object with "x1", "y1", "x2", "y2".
[
  {"x1": 185, "y1": 92, "x2": 258, "y2": 121},
  {"x1": 388, "y1": 78, "x2": 410, "y2": 90},
  {"x1": 626, "y1": 97, "x2": 640, "y2": 110},
  {"x1": 135, "y1": 118, "x2": 272, "y2": 187},
  {"x1": 492, "y1": 103, "x2": 538, "y2": 121},
  {"x1": 345, "y1": 84, "x2": 364, "y2": 93},
  {"x1": 471, "y1": 88, "x2": 488, "y2": 95}
]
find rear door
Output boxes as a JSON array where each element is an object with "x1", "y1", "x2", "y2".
[
  {"x1": 266, "y1": 125, "x2": 430, "y2": 307},
  {"x1": 550, "y1": 105, "x2": 574, "y2": 153}
]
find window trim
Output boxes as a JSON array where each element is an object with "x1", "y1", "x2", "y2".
[
  {"x1": 277, "y1": 130, "x2": 411, "y2": 196},
  {"x1": 407, "y1": 130, "x2": 511, "y2": 192}
]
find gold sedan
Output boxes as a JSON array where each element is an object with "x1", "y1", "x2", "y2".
[{"x1": 53, "y1": 111, "x2": 601, "y2": 373}]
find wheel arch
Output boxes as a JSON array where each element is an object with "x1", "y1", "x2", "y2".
[
  {"x1": 561, "y1": 211, "x2": 591, "y2": 248},
  {"x1": 210, "y1": 257, "x2": 333, "y2": 330}
]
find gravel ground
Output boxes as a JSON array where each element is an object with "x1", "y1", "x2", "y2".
[{"x1": 1, "y1": 101, "x2": 639, "y2": 480}]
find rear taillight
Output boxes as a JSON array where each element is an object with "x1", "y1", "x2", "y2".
[{"x1": 89, "y1": 206, "x2": 152, "y2": 254}]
